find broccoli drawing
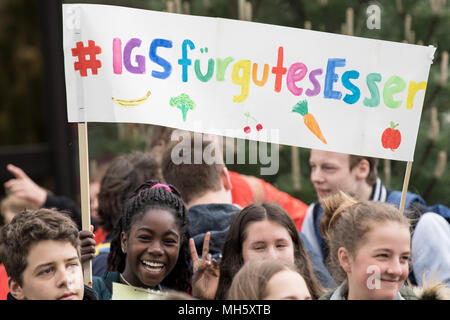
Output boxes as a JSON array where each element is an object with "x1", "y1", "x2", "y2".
[{"x1": 169, "y1": 93, "x2": 196, "y2": 122}]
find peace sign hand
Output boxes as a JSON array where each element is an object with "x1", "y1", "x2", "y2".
[{"x1": 190, "y1": 232, "x2": 220, "y2": 300}]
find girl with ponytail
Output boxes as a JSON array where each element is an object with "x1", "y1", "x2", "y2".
[
  {"x1": 92, "y1": 180, "x2": 192, "y2": 299},
  {"x1": 318, "y1": 191, "x2": 417, "y2": 300}
]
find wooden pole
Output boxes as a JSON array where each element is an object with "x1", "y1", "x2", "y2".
[
  {"x1": 423, "y1": 151, "x2": 447, "y2": 200},
  {"x1": 346, "y1": 8, "x2": 353, "y2": 36},
  {"x1": 238, "y1": 0, "x2": 246, "y2": 20},
  {"x1": 304, "y1": 20, "x2": 312, "y2": 30},
  {"x1": 166, "y1": 1, "x2": 174, "y2": 13},
  {"x1": 183, "y1": 1, "x2": 191, "y2": 14},
  {"x1": 395, "y1": 0, "x2": 403, "y2": 13},
  {"x1": 174, "y1": 0, "x2": 182, "y2": 14},
  {"x1": 441, "y1": 51, "x2": 448, "y2": 86},
  {"x1": 399, "y1": 161, "x2": 413, "y2": 215},
  {"x1": 405, "y1": 14, "x2": 412, "y2": 43},
  {"x1": 244, "y1": 1, "x2": 252, "y2": 21},
  {"x1": 78, "y1": 122, "x2": 92, "y2": 287},
  {"x1": 383, "y1": 159, "x2": 391, "y2": 188},
  {"x1": 291, "y1": 147, "x2": 301, "y2": 191}
]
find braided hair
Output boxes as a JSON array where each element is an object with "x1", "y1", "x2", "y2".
[{"x1": 107, "y1": 180, "x2": 192, "y2": 292}]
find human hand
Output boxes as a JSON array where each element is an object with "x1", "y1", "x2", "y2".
[
  {"x1": 79, "y1": 226, "x2": 96, "y2": 264},
  {"x1": 190, "y1": 232, "x2": 220, "y2": 300},
  {"x1": 3, "y1": 164, "x2": 47, "y2": 207}
]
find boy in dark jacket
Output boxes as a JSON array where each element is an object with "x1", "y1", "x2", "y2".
[
  {"x1": 161, "y1": 132, "x2": 333, "y2": 289},
  {"x1": 0, "y1": 208, "x2": 97, "y2": 300}
]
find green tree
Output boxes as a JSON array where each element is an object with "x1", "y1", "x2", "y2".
[{"x1": 0, "y1": 0, "x2": 45, "y2": 146}]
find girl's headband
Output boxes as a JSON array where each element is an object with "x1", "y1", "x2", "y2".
[
  {"x1": 129, "y1": 182, "x2": 173, "y2": 199},
  {"x1": 151, "y1": 183, "x2": 172, "y2": 193}
]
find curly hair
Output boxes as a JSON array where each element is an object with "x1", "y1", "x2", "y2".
[
  {"x1": 107, "y1": 180, "x2": 192, "y2": 292},
  {"x1": 0, "y1": 208, "x2": 80, "y2": 285},
  {"x1": 97, "y1": 152, "x2": 162, "y2": 234}
]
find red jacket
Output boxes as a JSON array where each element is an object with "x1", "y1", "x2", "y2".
[
  {"x1": 0, "y1": 264, "x2": 8, "y2": 300},
  {"x1": 93, "y1": 226, "x2": 108, "y2": 246},
  {"x1": 229, "y1": 171, "x2": 308, "y2": 230}
]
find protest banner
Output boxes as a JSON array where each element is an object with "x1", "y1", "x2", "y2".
[
  {"x1": 62, "y1": 3, "x2": 435, "y2": 282},
  {"x1": 63, "y1": 3, "x2": 435, "y2": 161}
]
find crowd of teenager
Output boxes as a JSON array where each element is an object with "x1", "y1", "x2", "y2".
[{"x1": 0, "y1": 127, "x2": 448, "y2": 300}]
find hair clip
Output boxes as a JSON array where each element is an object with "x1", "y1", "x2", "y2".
[
  {"x1": 151, "y1": 183, "x2": 172, "y2": 193},
  {"x1": 129, "y1": 181, "x2": 172, "y2": 199}
]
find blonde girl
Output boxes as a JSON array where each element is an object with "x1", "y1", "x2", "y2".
[{"x1": 318, "y1": 191, "x2": 417, "y2": 300}]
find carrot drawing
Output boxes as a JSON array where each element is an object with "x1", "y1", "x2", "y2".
[{"x1": 292, "y1": 100, "x2": 327, "y2": 144}]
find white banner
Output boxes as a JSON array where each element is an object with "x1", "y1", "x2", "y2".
[{"x1": 62, "y1": 4, "x2": 435, "y2": 161}]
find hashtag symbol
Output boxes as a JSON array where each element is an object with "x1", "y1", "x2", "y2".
[{"x1": 71, "y1": 40, "x2": 102, "y2": 77}]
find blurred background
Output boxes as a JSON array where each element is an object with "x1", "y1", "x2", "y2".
[{"x1": 0, "y1": 0, "x2": 448, "y2": 207}]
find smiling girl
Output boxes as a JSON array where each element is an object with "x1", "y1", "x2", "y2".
[
  {"x1": 318, "y1": 191, "x2": 417, "y2": 300},
  {"x1": 191, "y1": 202, "x2": 323, "y2": 300},
  {"x1": 92, "y1": 180, "x2": 191, "y2": 299}
]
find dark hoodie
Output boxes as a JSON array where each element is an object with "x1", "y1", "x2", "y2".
[{"x1": 188, "y1": 203, "x2": 239, "y2": 258}]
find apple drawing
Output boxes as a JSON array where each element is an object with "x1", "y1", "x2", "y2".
[{"x1": 382, "y1": 122, "x2": 402, "y2": 151}]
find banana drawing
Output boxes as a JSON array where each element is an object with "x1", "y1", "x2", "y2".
[{"x1": 112, "y1": 90, "x2": 151, "y2": 107}]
